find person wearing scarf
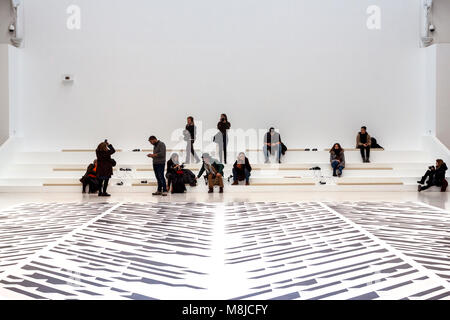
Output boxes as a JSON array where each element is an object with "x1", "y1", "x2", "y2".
[
  {"x1": 330, "y1": 143, "x2": 346, "y2": 177},
  {"x1": 196, "y1": 153, "x2": 224, "y2": 193},
  {"x1": 232, "y1": 152, "x2": 252, "y2": 185}
]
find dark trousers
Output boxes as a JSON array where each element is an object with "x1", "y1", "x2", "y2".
[
  {"x1": 419, "y1": 170, "x2": 448, "y2": 191},
  {"x1": 232, "y1": 168, "x2": 251, "y2": 183},
  {"x1": 186, "y1": 139, "x2": 200, "y2": 163},
  {"x1": 418, "y1": 170, "x2": 434, "y2": 185},
  {"x1": 359, "y1": 145, "x2": 370, "y2": 159},
  {"x1": 98, "y1": 177, "x2": 109, "y2": 194},
  {"x1": 153, "y1": 163, "x2": 167, "y2": 192},
  {"x1": 82, "y1": 177, "x2": 99, "y2": 193},
  {"x1": 218, "y1": 133, "x2": 228, "y2": 164},
  {"x1": 331, "y1": 160, "x2": 344, "y2": 176}
]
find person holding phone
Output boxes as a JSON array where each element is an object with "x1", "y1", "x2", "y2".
[
  {"x1": 96, "y1": 140, "x2": 116, "y2": 197},
  {"x1": 185, "y1": 116, "x2": 200, "y2": 164},
  {"x1": 147, "y1": 136, "x2": 168, "y2": 196},
  {"x1": 217, "y1": 114, "x2": 231, "y2": 164}
]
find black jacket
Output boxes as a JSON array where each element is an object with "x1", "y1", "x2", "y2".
[
  {"x1": 435, "y1": 163, "x2": 448, "y2": 184},
  {"x1": 233, "y1": 157, "x2": 252, "y2": 173},
  {"x1": 217, "y1": 121, "x2": 231, "y2": 134},
  {"x1": 96, "y1": 144, "x2": 116, "y2": 178},
  {"x1": 80, "y1": 163, "x2": 97, "y2": 183}
]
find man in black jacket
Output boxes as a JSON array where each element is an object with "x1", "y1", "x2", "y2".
[{"x1": 232, "y1": 152, "x2": 252, "y2": 185}]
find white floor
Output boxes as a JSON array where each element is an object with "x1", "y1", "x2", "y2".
[
  {"x1": 0, "y1": 199, "x2": 449, "y2": 300},
  {"x1": 1, "y1": 191, "x2": 449, "y2": 211}
]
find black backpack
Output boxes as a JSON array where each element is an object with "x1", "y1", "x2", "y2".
[{"x1": 371, "y1": 137, "x2": 383, "y2": 149}]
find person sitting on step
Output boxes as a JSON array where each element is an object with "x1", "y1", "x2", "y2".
[
  {"x1": 196, "y1": 153, "x2": 224, "y2": 193},
  {"x1": 232, "y1": 152, "x2": 252, "y2": 186},
  {"x1": 418, "y1": 159, "x2": 448, "y2": 192},
  {"x1": 330, "y1": 143, "x2": 345, "y2": 177},
  {"x1": 263, "y1": 127, "x2": 283, "y2": 164},
  {"x1": 80, "y1": 159, "x2": 99, "y2": 194},
  {"x1": 356, "y1": 126, "x2": 371, "y2": 163}
]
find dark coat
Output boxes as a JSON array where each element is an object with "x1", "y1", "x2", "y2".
[
  {"x1": 233, "y1": 157, "x2": 252, "y2": 173},
  {"x1": 96, "y1": 144, "x2": 116, "y2": 178},
  {"x1": 435, "y1": 163, "x2": 448, "y2": 185},
  {"x1": 80, "y1": 163, "x2": 97, "y2": 183},
  {"x1": 217, "y1": 121, "x2": 231, "y2": 134}
]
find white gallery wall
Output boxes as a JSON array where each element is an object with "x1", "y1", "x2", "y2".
[
  {"x1": 0, "y1": 45, "x2": 9, "y2": 145},
  {"x1": 16, "y1": 0, "x2": 428, "y2": 151}
]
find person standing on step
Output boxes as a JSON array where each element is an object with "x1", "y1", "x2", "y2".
[
  {"x1": 217, "y1": 114, "x2": 231, "y2": 164},
  {"x1": 196, "y1": 153, "x2": 224, "y2": 193},
  {"x1": 356, "y1": 126, "x2": 371, "y2": 163},
  {"x1": 418, "y1": 159, "x2": 448, "y2": 192},
  {"x1": 185, "y1": 116, "x2": 200, "y2": 164},
  {"x1": 96, "y1": 140, "x2": 116, "y2": 197},
  {"x1": 232, "y1": 152, "x2": 252, "y2": 185},
  {"x1": 263, "y1": 127, "x2": 282, "y2": 164},
  {"x1": 330, "y1": 143, "x2": 345, "y2": 177},
  {"x1": 147, "y1": 136, "x2": 168, "y2": 196}
]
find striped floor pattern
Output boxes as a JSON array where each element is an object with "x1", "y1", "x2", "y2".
[{"x1": 0, "y1": 201, "x2": 449, "y2": 300}]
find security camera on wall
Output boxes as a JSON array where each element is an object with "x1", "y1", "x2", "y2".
[
  {"x1": 429, "y1": 24, "x2": 436, "y2": 32},
  {"x1": 8, "y1": 24, "x2": 15, "y2": 33}
]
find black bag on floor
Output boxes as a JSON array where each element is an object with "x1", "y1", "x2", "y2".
[
  {"x1": 171, "y1": 173, "x2": 186, "y2": 193},
  {"x1": 182, "y1": 169, "x2": 197, "y2": 186}
]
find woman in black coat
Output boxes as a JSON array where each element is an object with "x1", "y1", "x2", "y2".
[
  {"x1": 217, "y1": 113, "x2": 231, "y2": 164},
  {"x1": 96, "y1": 140, "x2": 116, "y2": 197},
  {"x1": 418, "y1": 159, "x2": 448, "y2": 192},
  {"x1": 232, "y1": 152, "x2": 252, "y2": 185}
]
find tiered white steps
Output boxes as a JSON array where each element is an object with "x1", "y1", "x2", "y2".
[{"x1": 0, "y1": 148, "x2": 446, "y2": 192}]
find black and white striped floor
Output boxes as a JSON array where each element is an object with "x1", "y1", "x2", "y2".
[{"x1": 0, "y1": 201, "x2": 449, "y2": 300}]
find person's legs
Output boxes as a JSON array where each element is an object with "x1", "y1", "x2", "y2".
[
  {"x1": 153, "y1": 164, "x2": 162, "y2": 192},
  {"x1": 232, "y1": 168, "x2": 239, "y2": 185},
  {"x1": 98, "y1": 178, "x2": 104, "y2": 195},
  {"x1": 218, "y1": 143, "x2": 223, "y2": 164},
  {"x1": 208, "y1": 173, "x2": 214, "y2": 192},
  {"x1": 366, "y1": 146, "x2": 371, "y2": 161},
  {"x1": 418, "y1": 170, "x2": 433, "y2": 184},
  {"x1": 277, "y1": 144, "x2": 282, "y2": 163},
  {"x1": 185, "y1": 141, "x2": 191, "y2": 164},
  {"x1": 359, "y1": 146, "x2": 365, "y2": 160},
  {"x1": 102, "y1": 178, "x2": 110, "y2": 194},
  {"x1": 82, "y1": 181, "x2": 88, "y2": 193},
  {"x1": 222, "y1": 134, "x2": 227, "y2": 164},
  {"x1": 331, "y1": 160, "x2": 339, "y2": 176},
  {"x1": 338, "y1": 166, "x2": 344, "y2": 177},
  {"x1": 191, "y1": 140, "x2": 200, "y2": 162},
  {"x1": 245, "y1": 169, "x2": 251, "y2": 184},
  {"x1": 441, "y1": 179, "x2": 448, "y2": 192},
  {"x1": 166, "y1": 173, "x2": 173, "y2": 191},
  {"x1": 263, "y1": 145, "x2": 269, "y2": 163},
  {"x1": 216, "y1": 173, "x2": 224, "y2": 192},
  {"x1": 157, "y1": 164, "x2": 167, "y2": 192}
]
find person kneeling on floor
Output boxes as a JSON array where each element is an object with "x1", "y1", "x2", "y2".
[
  {"x1": 330, "y1": 143, "x2": 345, "y2": 177},
  {"x1": 196, "y1": 153, "x2": 224, "y2": 193},
  {"x1": 232, "y1": 152, "x2": 252, "y2": 185},
  {"x1": 418, "y1": 159, "x2": 448, "y2": 192},
  {"x1": 80, "y1": 159, "x2": 99, "y2": 193}
]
